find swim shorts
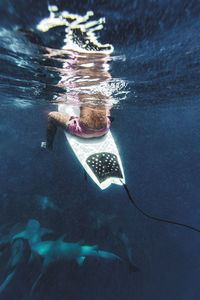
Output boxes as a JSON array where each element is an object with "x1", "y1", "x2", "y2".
[{"x1": 67, "y1": 116, "x2": 111, "y2": 138}]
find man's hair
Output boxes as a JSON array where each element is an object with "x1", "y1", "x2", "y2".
[{"x1": 80, "y1": 106, "x2": 107, "y2": 130}]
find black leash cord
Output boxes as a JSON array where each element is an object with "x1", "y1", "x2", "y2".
[{"x1": 122, "y1": 182, "x2": 200, "y2": 233}]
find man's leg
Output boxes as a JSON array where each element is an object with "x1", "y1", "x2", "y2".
[{"x1": 43, "y1": 112, "x2": 70, "y2": 149}]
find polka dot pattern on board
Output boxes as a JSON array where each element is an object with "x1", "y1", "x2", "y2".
[{"x1": 86, "y1": 152, "x2": 123, "y2": 183}]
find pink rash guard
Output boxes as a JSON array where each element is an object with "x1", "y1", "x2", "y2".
[{"x1": 67, "y1": 116, "x2": 111, "y2": 138}]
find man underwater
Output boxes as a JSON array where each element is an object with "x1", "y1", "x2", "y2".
[{"x1": 42, "y1": 105, "x2": 112, "y2": 150}]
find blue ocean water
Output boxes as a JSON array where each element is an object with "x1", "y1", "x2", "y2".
[{"x1": 0, "y1": 0, "x2": 200, "y2": 299}]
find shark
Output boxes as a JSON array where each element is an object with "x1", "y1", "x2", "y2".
[
  {"x1": 30, "y1": 235, "x2": 121, "y2": 294},
  {"x1": 12, "y1": 220, "x2": 120, "y2": 267},
  {"x1": 32, "y1": 235, "x2": 121, "y2": 266}
]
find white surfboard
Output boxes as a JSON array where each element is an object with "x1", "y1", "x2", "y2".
[{"x1": 58, "y1": 104, "x2": 125, "y2": 190}]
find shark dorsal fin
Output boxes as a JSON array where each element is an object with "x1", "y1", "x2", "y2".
[
  {"x1": 92, "y1": 245, "x2": 98, "y2": 250},
  {"x1": 58, "y1": 234, "x2": 67, "y2": 242},
  {"x1": 77, "y1": 240, "x2": 85, "y2": 245}
]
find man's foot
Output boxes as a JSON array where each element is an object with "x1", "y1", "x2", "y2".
[{"x1": 41, "y1": 141, "x2": 53, "y2": 150}]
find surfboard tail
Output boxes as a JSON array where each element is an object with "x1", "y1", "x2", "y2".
[{"x1": 85, "y1": 151, "x2": 125, "y2": 190}]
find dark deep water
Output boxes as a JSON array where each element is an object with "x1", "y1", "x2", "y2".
[{"x1": 0, "y1": 0, "x2": 200, "y2": 299}]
